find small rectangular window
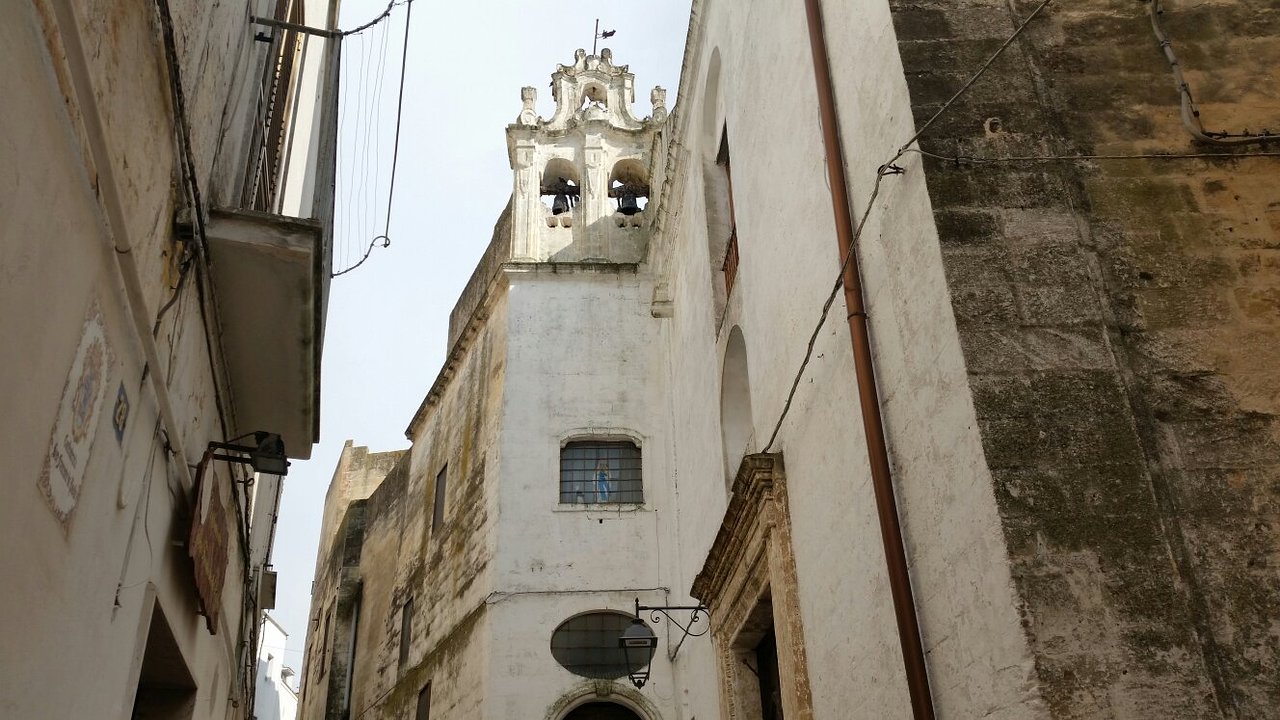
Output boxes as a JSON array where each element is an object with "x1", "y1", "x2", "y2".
[
  {"x1": 559, "y1": 441, "x2": 643, "y2": 504},
  {"x1": 718, "y1": 131, "x2": 740, "y2": 298},
  {"x1": 415, "y1": 682, "x2": 432, "y2": 720},
  {"x1": 318, "y1": 608, "x2": 331, "y2": 678},
  {"x1": 432, "y1": 466, "x2": 447, "y2": 531},
  {"x1": 399, "y1": 598, "x2": 414, "y2": 668}
]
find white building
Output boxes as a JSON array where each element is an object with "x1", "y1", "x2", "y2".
[
  {"x1": 256, "y1": 614, "x2": 301, "y2": 720},
  {"x1": 1, "y1": 1, "x2": 338, "y2": 718},
  {"x1": 302, "y1": 0, "x2": 1280, "y2": 718}
]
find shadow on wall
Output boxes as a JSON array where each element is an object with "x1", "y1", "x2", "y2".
[
  {"x1": 255, "y1": 656, "x2": 284, "y2": 719},
  {"x1": 721, "y1": 325, "x2": 754, "y2": 489}
]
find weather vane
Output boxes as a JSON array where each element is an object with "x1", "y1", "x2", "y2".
[{"x1": 593, "y1": 18, "x2": 615, "y2": 56}]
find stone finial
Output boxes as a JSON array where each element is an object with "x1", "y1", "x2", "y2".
[
  {"x1": 650, "y1": 86, "x2": 668, "y2": 123},
  {"x1": 517, "y1": 86, "x2": 538, "y2": 126},
  {"x1": 534, "y1": 49, "x2": 650, "y2": 132}
]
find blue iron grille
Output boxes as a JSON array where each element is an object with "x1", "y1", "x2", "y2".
[{"x1": 559, "y1": 441, "x2": 643, "y2": 504}]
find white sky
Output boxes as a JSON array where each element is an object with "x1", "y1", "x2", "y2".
[{"x1": 269, "y1": 0, "x2": 693, "y2": 676}]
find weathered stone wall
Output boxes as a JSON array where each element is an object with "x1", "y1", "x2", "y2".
[
  {"x1": 890, "y1": 0, "x2": 1280, "y2": 716},
  {"x1": 301, "y1": 290, "x2": 508, "y2": 720},
  {"x1": 447, "y1": 200, "x2": 511, "y2": 352},
  {"x1": 299, "y1": 445, "x2": 406, "y2": 720},
  {"x1": 1, "y1": 1, "x2": 325, "y2": 718}
]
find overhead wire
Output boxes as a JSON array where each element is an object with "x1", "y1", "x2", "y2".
[
  {"x1": 336, "y1": 34, "x2": 352, "y2": 269},
  {"x1": 764, "y1": 0, "x2": 1279, "y2": 452},
  {"x1": 341, "y1": 0, "x2": 408, "y2": 38},
  {"x1": 332, "y1": 0, "x2": 413, "y2": 277},
  {"x1": 900, "y1": 0, "x2": 1055, "y2": 155},
  {"x1": 906, "y1": 147, "x2": 1280, "y2": 164},
  {"x1": 762, "y1": 0, "x2": 1054, "y2": 453},
  {"x1": 369, "y1": 16, "x2": 392, "y2": 238}
]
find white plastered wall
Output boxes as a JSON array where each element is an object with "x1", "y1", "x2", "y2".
[{"x1": 652, "y1": 0, "x2": 1043, "y2": 718}]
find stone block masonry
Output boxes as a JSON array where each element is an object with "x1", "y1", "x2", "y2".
[{"x1": 891, "y1": 0, "x2": 1280, "y2": 717}]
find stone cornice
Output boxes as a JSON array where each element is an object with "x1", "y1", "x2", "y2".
[{"x1": 691, "y1": 453, "x2": 784, "y2": 605}]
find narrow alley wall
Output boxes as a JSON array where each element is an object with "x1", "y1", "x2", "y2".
[{"x1": 891, "y1": 1, "x2": 1280, "y2": 716}]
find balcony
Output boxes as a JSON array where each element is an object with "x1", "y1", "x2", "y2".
[{"x1": 207, "y1": 208, "x2": 325, "y2": 460}]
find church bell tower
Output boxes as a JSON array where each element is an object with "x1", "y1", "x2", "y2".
[{"x1": 507, "y1": 49, "x2": 667, "y2": 263}]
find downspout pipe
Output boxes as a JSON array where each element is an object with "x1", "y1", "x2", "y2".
[
  {"x1": 50, "y1": 0, "x2": 196, "y2": 495},
  {"x1": 800, "y1": 1, "x2": 937, "y2": 718}
]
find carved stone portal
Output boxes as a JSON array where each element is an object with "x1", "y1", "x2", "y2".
[{"x1": 691, "y1": 454, "x2": 814, "y2": 720}]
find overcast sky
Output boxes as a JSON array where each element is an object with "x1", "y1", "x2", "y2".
[{"x1": 267, "y1": 0, "x2": 693, "y2": 678}]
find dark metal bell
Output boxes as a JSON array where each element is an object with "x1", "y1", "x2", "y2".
[
  {"x1": 552, "y1": 193, "x2": 570, "y2": 215},
  {"x1": 618, "y1": 191, "x2": 641, "y2": 216}
]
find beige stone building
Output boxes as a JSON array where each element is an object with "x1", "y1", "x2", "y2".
[
  {"x1": 303, "y1": 1, "x2": 1280, "y2": 719},
  {"x1": 1, "y1": 0, "x2": 339, "y2": 718}
]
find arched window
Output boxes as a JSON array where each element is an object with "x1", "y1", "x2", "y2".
[
  {"x1": 542, "y1": 157, "x2": 581, "y2": 219},
  {"x1": 579, "y1": 81, "x2": 609, "y2": 110},
  {"x1": 560, "y1": 440, "x2": 642, "y2": 504},
  {"x1": 609, "y1": 159, "x2": 650, "y2": 222},
  {"x1": 721, "y1": 326, "x2": 754, "y2": 488},
  {"x1": 705, "y1": 123, "x2": 739, "y2": 323}
]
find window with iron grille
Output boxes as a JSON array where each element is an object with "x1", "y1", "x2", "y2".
[{"x1": 559, "y1": 441, "x2": 643, "y2": 504}]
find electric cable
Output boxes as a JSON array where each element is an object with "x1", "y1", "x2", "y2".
[
  {"x1": 764, "y1": 0, "x2": 1054, "y2": 453},
  {"x1": 899, "y1": 0, "x2": 1055, "y2": 155},
  {"x1": 906, "y1": 147, "x2": 1280, "y2": 164},
  {"x1": 332, "y1": 0, "x2": 413, "y2": 277},
  {"x1": 341, "y1": 0, "x2": 408, "y2": 38},
  {"x1": 151, "y1": 247, "x2": 194, "y2": 335},
  {"x1": 154, "y1": 0, "x2": 234, "y2": 445},
  {"x1": 1149, "y1": 0, "x2": 1279, "y2": 145},
  {"x1": 369, "y1": 18, "x2": 393, "y2": 240},
  {"x1": 761, "y1": 163, "x2": 896, "y2": 454}
]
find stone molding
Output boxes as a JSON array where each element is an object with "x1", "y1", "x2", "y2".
[
  {"x1": 691, "y1": 453, "x2": 814, "y2": 720},
  {"x1": 544, "y1": 679, "x2": 662, "y2": 720}
]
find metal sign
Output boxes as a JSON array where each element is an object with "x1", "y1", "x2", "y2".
[{"x1": 188, "y1": 469, "x2": 230, "y2": 634}]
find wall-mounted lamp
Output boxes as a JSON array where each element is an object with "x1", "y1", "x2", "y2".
[
  {"x1": 619, "y1": 597, "x2": 710, "y2": 689},
  {"x1": 618, "y1": 617, "x2": 658, "y2": 688},
  {"x1": 205, "y1": 431, "x2": 289, "y2": 477}
]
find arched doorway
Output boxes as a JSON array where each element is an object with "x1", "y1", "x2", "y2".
[{"x1": 563, "y1": 702, "x2": 644, "y2": 720}]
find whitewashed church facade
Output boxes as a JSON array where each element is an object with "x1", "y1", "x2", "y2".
[{"x1": 301, "y1": 0, "x2": 1280, "y2": 718}]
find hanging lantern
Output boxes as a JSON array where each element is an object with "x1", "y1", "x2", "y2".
[{"x1": 618, "y1": 618, "x2": 658, "y2": 688}]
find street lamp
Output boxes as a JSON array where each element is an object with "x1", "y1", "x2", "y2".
[
  {"x1": 205, "y1": 431, "x2": 290, "y2": 477},
  {"x1": 618, "y1": 618, "x2": 658, "y2": 688},
  {"x1": 619, "y1": 598, "x2": 710, "y2": 689}
]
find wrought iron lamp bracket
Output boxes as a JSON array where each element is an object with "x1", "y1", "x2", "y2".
[{"x1": 634, "y1": 598, "x2": 710, "y2": 660}]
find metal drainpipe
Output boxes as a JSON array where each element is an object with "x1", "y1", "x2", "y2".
[
  {"x1": 50, "y1": 0, "x2": 196, "y2": 495},
  {"x1": 800, "y1": 1, "x2": 937, "y2": 718}
]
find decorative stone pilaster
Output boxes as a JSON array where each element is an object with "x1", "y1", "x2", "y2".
[{"x1": 691, "y1": 454, "x2": 815, "y2": 720}]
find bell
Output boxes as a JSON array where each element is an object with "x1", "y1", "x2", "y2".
[
  {"x1": 618, "y1": 190, "x2": 641, "y2": 216},
  {"x1": 552, "y1": 193, "x2": 570, "y2": 215}
]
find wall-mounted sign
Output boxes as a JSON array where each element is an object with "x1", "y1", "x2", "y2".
[
  {"x1": 189, "y1": 470, "x2": 230, "y2": 635},
  {"x1": 39, "y1": 304, "x2": 114, "y2": 527}
]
